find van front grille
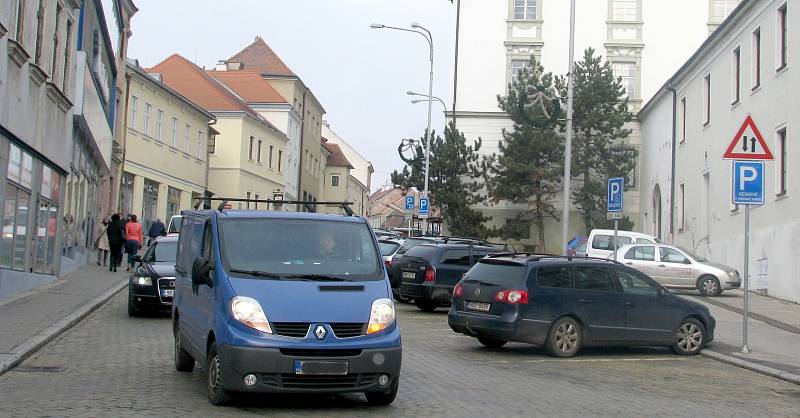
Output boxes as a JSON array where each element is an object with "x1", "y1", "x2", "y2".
[
  {"x1": 272, "y1": 322, "x2": 310, "y2": 338},
  {"x1": 330, "y1": 323, "x2": 365, "y2": 338}
]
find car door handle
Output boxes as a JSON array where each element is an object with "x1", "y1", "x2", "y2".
[
  {"x1": 625, "y1": 262, "x2": 633, "y2": 265},
  {"x1": 578, "y1": 299, "x2": 591, "y2": 304}
]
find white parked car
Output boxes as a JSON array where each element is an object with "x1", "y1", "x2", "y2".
[
  {"x1": 586, "y1": 229, "x2": 660, "y2": 259},
  {"x1": 611, "y1": 243, "x2": 741, "y2": 296}
]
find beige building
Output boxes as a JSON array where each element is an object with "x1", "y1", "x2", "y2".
[
  {"x1": 149, "y1": 54, "x2": 288, "y2": 209},
  {"x1": 119, "y1": 60, "x2": 215, "y2": 229}
]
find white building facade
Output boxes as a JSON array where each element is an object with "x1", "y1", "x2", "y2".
[
  {"x1": 639, "y1": 0, "x2": 797, "y2": 302},
  {"x1": 451, "y1": 0, "x2": 741, "y2": 251}
]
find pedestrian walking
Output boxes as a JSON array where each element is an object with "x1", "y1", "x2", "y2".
[
  {"x1": 147, "y1": 218, "x2": 166, "y2": 246},
  {"x1": 96, "y1": 215, "x2": 111, "y2": 266},
  {"x1": 106, "y1": 213, "x2": 125, "y2": 272},
  {"x1": 124, "y1": 214, "x2": 143, "y2": 272}
]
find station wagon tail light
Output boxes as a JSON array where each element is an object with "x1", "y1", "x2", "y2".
[
  {"x1": 495, "y1": 290, "x2": 529, "y2": 305},
  {"x1": 230, "y1": 296, "x2": 272, "y2": 334},
  {"x1": 423, "y1": 266, "x2": 436, "y2": 282},
  {"x1": 367, "y1": 298, "x2": 395, "y2": 334},
  {"x1": 453, "y1": 283, "x2": 464, "y2": 298}
]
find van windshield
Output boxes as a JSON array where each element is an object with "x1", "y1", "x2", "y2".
[{"x1": 219, "y1": 218, "x2": 382, "y2": 281}]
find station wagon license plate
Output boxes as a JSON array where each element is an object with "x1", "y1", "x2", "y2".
[
  {"x1": 402, "y1": 271, "x2": 417, "y2": 279},
  {"x1": 466, "y1": 301, "x2": 491, "y2": 312},
  {"x1": 161, "y1": 289, "x2": 174, "y2": 298},
  {"x1": 294, "y1": 360, "x2": 349, "y2": 375}
]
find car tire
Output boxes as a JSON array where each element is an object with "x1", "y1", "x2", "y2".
[
  {"x1": 207, "y1": 345, "x2": 233, "y2": 406},
  {"x1": 671, "y1": 318, "x2": 706, "y2": 356},
  {"x1": 365, "y1": 379, "x2": 399, "y2": 406},
  {"x1": 414, "y1": 298, "x2": 438, "y2": 312},
  {"x1": 545, "y1": 317, "x2": 582, "y2": 358},
  {"x1": 174, "y1": 324, "x2": 195, "y2": 372},
  {"x1": 127, "y1": 291, "x2": 138, "y2": 317},
  {"x1": 698, "y1": 275, "x2": 723, "y2": 297},
  {"x1": 477, "y1": 337, "x2": 507, "y2": 349}
]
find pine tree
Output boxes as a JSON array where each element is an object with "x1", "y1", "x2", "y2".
[
  {"x1": 391, "y1": 122, "x2": 491, "y2": 238},
  {"x1": 557, "y1": 48, "x2": 636, "y2": 234},
  {"x1": 486, "y1": 55, "x2": 563, "y2": 251}
]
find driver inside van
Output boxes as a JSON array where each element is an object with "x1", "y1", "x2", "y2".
[{"x1": 318, "y1": 231, "x2": 336, "y2": 257}]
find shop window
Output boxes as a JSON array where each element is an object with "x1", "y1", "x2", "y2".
[{"x1": 142, "y1": 179, "x2": 159, "y2": 232}]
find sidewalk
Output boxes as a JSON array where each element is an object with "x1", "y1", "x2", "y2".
[
  {"x1": 674, "y1": 289, "x2": 800, "y2": 385},
  {"x1": 0, "y1": 264, "x2": 127, "y2": 375}
]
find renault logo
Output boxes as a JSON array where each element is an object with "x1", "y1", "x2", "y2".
[{"x1": 314, "y1": 325, "x2": 327, "y2": 340}]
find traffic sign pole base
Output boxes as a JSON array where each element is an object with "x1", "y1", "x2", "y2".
[{"x1": 740, "y1": 345, "x2": 751, "y2": 354}]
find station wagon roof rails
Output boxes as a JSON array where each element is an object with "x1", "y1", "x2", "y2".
[{"x1": 194, "y1": 197, "x2": 355, "y2": 216}]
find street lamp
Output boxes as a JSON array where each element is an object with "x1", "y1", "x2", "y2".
[
  {"x1": 408, "y1": 91, "x2": 447, "y2": 113},
  {"x1": 371, "y1": 22, "x2": 435, "y2": 214},
  {"x1": 561, "y1": 0, "x2": 577, "y2": 255}
]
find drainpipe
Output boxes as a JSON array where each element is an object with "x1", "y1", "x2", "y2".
[
  {"x1": 205, "y1": 119, "x2": 217, "y2": 208},
  {"x1": 118, "y1": 72, "x2": 133, "y2": 213},
  {"x1": 667, "y1": 84, "x2": 677, "y2": 242},
  {"x1": 296, "y1": 88, "x2": 309, "y2": 211},
  {"x1": 451, "y1": 0, "x2": 461, "y2": 129}
]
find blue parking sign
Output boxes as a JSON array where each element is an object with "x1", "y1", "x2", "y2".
[
  {"x1": 419, "y1": 197, "x2": 429, "y2": 218},
  {"x1": 732, "y1": 161, "x2": 764, "y2": 205},
  {"x1": 607, "y1": 178, "x2": 624, "y2": 212},
  {"x1": 404, "y1": 195, "x2": 415, "y2": 211}
]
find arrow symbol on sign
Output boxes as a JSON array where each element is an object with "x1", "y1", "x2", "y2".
[
  {"x1": 742, "y1": 135, "x2": 748, "y2": 152},
  {"x1": 750, "y1": 137, "x2": 756, "y2": 153}
]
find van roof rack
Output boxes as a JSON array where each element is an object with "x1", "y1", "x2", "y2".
[{"x1": 193, "y1": 197, "x2": 354, "y2": 216}]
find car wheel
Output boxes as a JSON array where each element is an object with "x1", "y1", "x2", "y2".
[
  {"x1": 671, "y1": 318, "x2": 706, "y2": 355},
  {"x1": 365, "y1": 379, "x2": 399, "y2": 406},
  {"x1": 477, "y1": 337, "x2": 507, "y2": 349},
  {"x1": 127, "y1": 291, "x2": 138, "y2": 317},
  {"x1": 207, "y1": 345, "x2": 232, "y2": 406},
  {"x1": 174, "y1": 325, "x2": 195, "y2": 372},
  {"x1": 414, "y1": 298, "x2": 438, "y2": 312},
  {"x1": 698, "y1": 276, "x2": 722, "y2": 297},
  {"x1": 545, "y1": 317, "x2": 582, "y2": 358}
]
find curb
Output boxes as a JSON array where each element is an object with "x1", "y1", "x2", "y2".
[
  {"x1": 0, "y1": 279, "x2": 128, "y2": 376},
  {"x1": 701, "y1": 349, "x2": 800, "y2": 386}
]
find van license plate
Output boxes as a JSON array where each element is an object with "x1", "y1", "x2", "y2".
[
  {"x1": 294, "y1": 360, "x2": 349, "y2": 375},
  {"x1": 466, "y1": 301, "x2": 491, "y2": 312},
  {"x1": 402, "y1": 272, "x2": 416, "y2": 279}
]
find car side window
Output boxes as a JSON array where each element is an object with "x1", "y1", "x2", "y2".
[
  {"x1": 536, "y1": 266, "x2": 573, "y2": 288},
  {"x1": 615, "y1": 269, "x2": 658, "y2": 296},
  {"x1": 592, "y1": 235, "x2": 633, "y2": 250},
  {"x1": 202, "y1": 222, "x2": 214, "y2": 263},
  {"x1": 660, "y1": 247, "x2": 690, "y2": 264},
  {"x1": 440, "y1": 249, "x2": 471, "y2": 266},
  {"x1": 624, "y1": 246, "x2": 655, "y2": 261},
  {"x1": 574, "y1": 266, "x2": 618, "y2": 292},
  {"x1": 635, "y1": 238, "x2": 654, "y2": 244}
]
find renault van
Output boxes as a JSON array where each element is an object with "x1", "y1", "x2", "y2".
[{"x1": 172, "y1": 208, "x2": 401, "y2": 406}]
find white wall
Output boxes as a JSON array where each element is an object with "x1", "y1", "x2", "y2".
[{"x1": 322, "y1": 123, "x2": 371, "y2": 189}]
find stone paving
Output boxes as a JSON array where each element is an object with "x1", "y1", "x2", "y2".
[{"x1": 0, "y1": 294, "x2": 798, "y2": 417}]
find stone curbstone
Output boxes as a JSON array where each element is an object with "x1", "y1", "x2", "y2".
[
  {"x1": 0, "y1": 279, "x2": 127, "y2": 376},
  {"x1": 700, "y1": 349, "x2": 800, "y2": 386}
]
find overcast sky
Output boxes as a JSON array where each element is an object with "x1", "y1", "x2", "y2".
[{"x1": 125, "y1": 0, "x2": 456, "y2": 191}]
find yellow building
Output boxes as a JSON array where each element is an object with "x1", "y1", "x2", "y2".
[
  {"x1": 120, "y1": 60, "x2": 215, "y2": 230},
  {"x1": 150, "y1": 54, "x2": 288, "y2": 209}
]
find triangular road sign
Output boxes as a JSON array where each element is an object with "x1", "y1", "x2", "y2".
[{"x1": 723, "y1": 115, "x2": 774, "y2": 160}]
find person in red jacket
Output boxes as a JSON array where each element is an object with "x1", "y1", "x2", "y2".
[{"x1": 124, "y1": 214, "x2": 144, "y2": 272}]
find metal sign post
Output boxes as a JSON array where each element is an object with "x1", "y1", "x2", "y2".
[{"x1": 607, "y1": 178, "x2": 624, "y2": 260}]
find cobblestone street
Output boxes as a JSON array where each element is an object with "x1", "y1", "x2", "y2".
[{"x1": 0, "y1": 291, "x2": 798, "y2": 417}]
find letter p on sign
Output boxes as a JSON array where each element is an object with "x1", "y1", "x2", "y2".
[{"x1": 739, "y1": 166, "x2": 758, "y2": 191}]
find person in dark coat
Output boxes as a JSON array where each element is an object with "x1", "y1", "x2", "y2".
[
  {"x1": 106, "y1": 213, "x2": 125, "y2": 272},
  {"x1": 147, "y1": 218, "x2": 166, "y2": 246}
]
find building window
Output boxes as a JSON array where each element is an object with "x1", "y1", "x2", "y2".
[
  {"x1": 33, "y1": 165, "x2": 59, "y2": 274},
  {"x1": 184, "y1": 124, "x2": 191, "y2": 153},
  {"x1": 513, "y1": 0, "x2": 537, "y2": 20},
  {"x1": 680, "y1": 97, "x2": 687, "y2": 143},
  {"x1": 118, "y1": 172, "x2": 134, "y2": 216},
  {"x1": 703, "y1": 74, "x2": 711, "y2": 125},
  {"x1": 331, "y1": 175, "x2": 340, "y2": 187},
  {"x1": 712, "y1": 0, "x2": 739, "y2": 22},
  {"x1": 62, "y1": 19, "x2": 72, "y2": 91},
  {"x1": 732, "y1": 46, "x2": 741, "y2": 104},
  {"x1": 197, "y1": 131, "x2": 203, "y2": 159},
  {"x1": 278, "y1": 150, "x2": 283, "y2": 172},
  {"x1": 269, "y1": 145, "x2": 274, "y2": 168},
  {"x1": 777, "y1": 3, "x2": 787, "y2": 70},
  {"x1": 612, "y1": 62, "x2": 637, "y2": 99},
  {"x1": 254, "y1": 193, "x2": 260, "y2": 210},
  {"x1": 249, "y1": 136, "x2": 255, "y2": 160},
  {"x1": 2, "y1": 145, "x2": 35, "y2": 271},
  {"x1": 142, "y1": 179, "x2": 159, "y2": 232},
  {"x1": 257, "y1": 139, "x2": 263, "y2": 163},
  {"x1": 752, "y1": 28, "x2": 761, "y2": 89},
  {"x1": 612, "y1": 0, "x2": 638, "y2": 21},
  {"x1": 51, "y1": 4, "x2": 62, "y2": 82},
  {"x1": 144, "y1": 103, "x2": 152, "y2": 136},
  {"x1": 156, "y1": 110, "x2": 164, "y2": 140},
  {"x1": 246, "y1": 191, "x2": 252, "y2": 209},
  {"x1": 166, "y1": 187, "x2": 181, "y2": 219},
  {"x1": 511, "y1": 59, "x2": 532, "y2": 82},
  {"x1": 129, "y1": 96, "x2": 138, "y2": 130},
  {"x1": 34, "y1": 0, "x2": 46, "y2": 64},
  {"x1": 679, "y1": 183, "x2": 686, "y2": 231},
  {"x1": 777, "y1": 128, "x2": 787, "y2": 196},
  {"x1": 171, "y1": 117, "x2": 178, "y2": 146}
]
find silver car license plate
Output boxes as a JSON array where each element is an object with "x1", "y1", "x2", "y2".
[
  {"x1": 466, "y1": 301, "x2": 491, "y2": 312},
  {"x1": 402, "y1": 271, "x2": 416, "y2": 279}
]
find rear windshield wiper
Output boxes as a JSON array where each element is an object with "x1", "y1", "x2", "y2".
[
  {"x1": 463, "y1": 279, "x2": 499, "y2": 287},
  {"x1": 281, "y1": 274, "x2": 353, "y2": 282}
]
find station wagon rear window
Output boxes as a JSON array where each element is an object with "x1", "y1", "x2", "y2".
[
  {"x1": 464, "y1": 261, "x2": 527, "y2": 287},
  {"x1": 219, "y1": 219, "x2": 382, "y2": 280}
]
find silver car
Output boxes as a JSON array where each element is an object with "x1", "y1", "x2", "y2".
[{"x1": 611, "y1": 243, "x2": 741, "y2": 296}]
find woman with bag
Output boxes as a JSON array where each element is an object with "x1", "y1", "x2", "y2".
[
  {"x1": 106, "y1": 214, "x2": 125, "y2": 272},
  {"x1": 96, "y1": 216, "x2": 111, "y2": 266}
]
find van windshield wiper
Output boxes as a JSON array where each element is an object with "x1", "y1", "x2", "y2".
[
  {"x1": 281, "y1": 274, "x2": 353, "y2": 282},
  {"x1": 228, "y1": 269, "x2": 286, "y2": 280}
]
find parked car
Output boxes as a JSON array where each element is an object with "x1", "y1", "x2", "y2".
[
  {"x1": 396, "y1": 243, "x2": 500, "y2": 312},
  {"x1": 172, "y1": 208, "x2": 401, "y2": 406},
  {"x1": 586, "y1": 229, "x2": 660, "y2": 259},
  {"x1": 448, "y1": 254, "x2": 715, "y2": 357},
  {"x1": 379, "y1": 239, "x2": 405, "y2": 268},
  {"x1": 388, "y1": 236, "x2": 494, "y2": 291},
  {"x1": 167, "y1": 214, "x2": 182, "y2": 235},
  {"x1": 611, "y1": 243, "x2": 741, "y2": 296},
  {"x1": 128, "y1": 235, "x2": 178, "y2": 316},
  {"x1": 374, "y1": 229, "x2": 402, "y2": 240}
]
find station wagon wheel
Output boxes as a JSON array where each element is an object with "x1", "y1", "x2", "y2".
[
  {"x1": 698, "y1": 276, "x2": 722, "y2": 297},
  {"x1": 545, "y1": 317, "x2": 582, "y2": 358},
  {"x1": 672, "y1": 318, "x2": 706, "y2": 355},
  {"x1": 207, "y1": 346, "x2": 232, "y2": 405}
]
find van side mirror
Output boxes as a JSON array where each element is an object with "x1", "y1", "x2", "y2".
[
  {"x1": 657, "y1": 287, "x2": 669, "y2": 298},
  {"x1": 192, "y1": 257, "x2": 212, "y2": 286}
]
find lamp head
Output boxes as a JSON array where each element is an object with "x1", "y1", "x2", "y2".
[
  {"x1": 370, "y1": 23, "x2": 385, "y2": 29},
  {"x1": 410, "y1": 22, "x2": 420, "y2": 28}
]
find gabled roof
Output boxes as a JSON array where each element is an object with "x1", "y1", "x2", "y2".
[
  {"x1": 226, "y1": 36, "x2": 296, "y2": 77},
  {"x1": 322, "y1": 140, "x2": 354, "y2": 169},
  {"x1": 148, "y1": 54, "x2": 262, "y2": 118},
  {"x1": 207, "y1": 70, "x2": 287, "y2": 104}
]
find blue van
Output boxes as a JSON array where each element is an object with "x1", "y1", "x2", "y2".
[{"x1": 172, "y1": 207, "x2": 401, "y2": 405}]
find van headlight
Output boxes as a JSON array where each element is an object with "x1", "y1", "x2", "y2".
[
  {"x1": 367, "y1": 298, "x2": 395, "y2": 335},
  {"x1": 230, "y1": 296, "x2": 272, "y2": 334}
]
